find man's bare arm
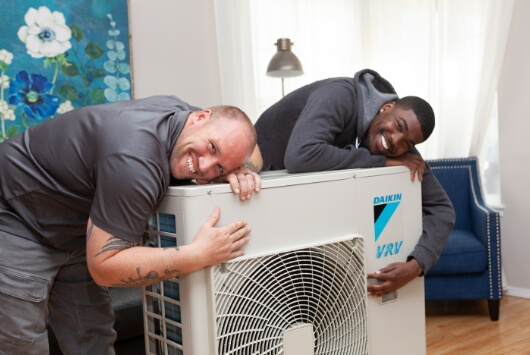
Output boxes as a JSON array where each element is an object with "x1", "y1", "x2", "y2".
[{"x1": 85, "y1": 207, "x2": 250, "y2": 287}]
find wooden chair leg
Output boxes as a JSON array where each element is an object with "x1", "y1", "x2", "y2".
[{"x1": 488, "y1": 299, "x2": 500, "y2": 321}]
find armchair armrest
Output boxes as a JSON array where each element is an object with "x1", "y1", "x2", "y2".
[{"x1": 470, "y1": 199, "x2": 500, "y2": 248}]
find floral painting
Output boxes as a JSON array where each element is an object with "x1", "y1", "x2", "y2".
[{"x1": 0, "y1": 0, "x2": 131, "y2": 142}]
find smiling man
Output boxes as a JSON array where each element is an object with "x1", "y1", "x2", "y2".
[
  {"x1": 251, "y1": 69, "x2": 455, "y2": 299},
  {"x1": 254, "y1": 70, "x2": 434, "y2": 180},
  {"x1": 0, "y1": 95, "x2": 257, "y2": 354}
]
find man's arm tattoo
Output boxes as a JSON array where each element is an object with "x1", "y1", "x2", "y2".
[
  {"x1": 244, "y1": 160, "x2": 260, "y2": 173},
  {"x1": 95, "y1": 235, "x2": 137, "y2": 257},
  {"x1": 110, "y1": 267, "x2": 180, "y2": 287},
  {"x1": 87, "y1": 221, "x2": 95, "y2": 241}
]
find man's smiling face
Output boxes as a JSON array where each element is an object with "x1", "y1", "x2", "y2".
[
  {"x1": 361, "y1": 102, "x2": 424, "y2": 157},
  {"x1": 170, "y1": 110, "x2": 253, "y2": 181}
]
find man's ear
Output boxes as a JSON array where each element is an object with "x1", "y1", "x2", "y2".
[
  {"x1": 380, "y1": 102, "x2": 396, "y2": 113},
  {"x1": 191, "y1": 109, "x2": 213, "y2": 125}
]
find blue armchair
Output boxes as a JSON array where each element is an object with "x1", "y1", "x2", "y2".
[{"x1": 424, "y1": 157, "x2": 502, "y2": 321}]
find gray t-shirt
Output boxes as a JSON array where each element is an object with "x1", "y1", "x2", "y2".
[{"x1": 0, "y1": 95, "x2": 197, "y2": 250}]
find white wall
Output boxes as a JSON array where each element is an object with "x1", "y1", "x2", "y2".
[
  {"x1": 497, "y1": 0, "x2": 530, "y2": 298},
  {"x1": 128, "y1": 0, "x2": 221, "y2": 108}
]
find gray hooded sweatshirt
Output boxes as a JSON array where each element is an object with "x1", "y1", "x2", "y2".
[{"x1": 254, "y1": 69, "x2": 455, "y2": 274}]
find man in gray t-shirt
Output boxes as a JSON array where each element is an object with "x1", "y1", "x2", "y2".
[{"x1": 0, "y1": 95, "x2": 259, "y2": 354}]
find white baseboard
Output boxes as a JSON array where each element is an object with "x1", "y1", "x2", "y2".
[{"x1": 504, "y1": 285, "x2": 530, "y2": 299}]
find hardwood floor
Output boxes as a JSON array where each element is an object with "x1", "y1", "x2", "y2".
[{"x1": 426, "y1": 296, "x2": 530, "y2": 355}]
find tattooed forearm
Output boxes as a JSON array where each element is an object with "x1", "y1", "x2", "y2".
[
  {"x1": 87, "y1": 221, "x2": 95, "y2": 241},
  {"x1": 244, "y1": 160, "x2": 260, "y2": 173},
  {"x1": 110, "y1": 267, "x2": 181, "y2": 287},
  {"x1": 95, "y1": 235, "x2": 138, "y2": 257}
]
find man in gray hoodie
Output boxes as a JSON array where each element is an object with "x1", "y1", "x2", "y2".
[{"x1": 249, "y1": 69, "x2": 455, "y2": 297}]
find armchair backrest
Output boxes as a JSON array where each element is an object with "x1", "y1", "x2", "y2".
[{"x1": 426, "y1": 157, "x2": 489, "y2": 232}]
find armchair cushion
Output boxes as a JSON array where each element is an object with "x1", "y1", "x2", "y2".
[{"x1": 427, "y1": 229, "x2": 487, "y2": 275}]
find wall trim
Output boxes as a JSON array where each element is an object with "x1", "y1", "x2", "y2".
[{"x1": 504, "y1": 285, "x2": 530, "y2": 299}]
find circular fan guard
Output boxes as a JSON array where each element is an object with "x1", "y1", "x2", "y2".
[{"x1": 213, "y1": 238, "x2": 367, "y2": 355}]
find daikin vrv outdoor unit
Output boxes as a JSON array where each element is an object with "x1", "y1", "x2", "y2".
[{"x1": 143, "y1": 166, "x2": 426, "y2": 355}]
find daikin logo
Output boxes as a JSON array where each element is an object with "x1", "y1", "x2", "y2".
[{"x1": 373, "y1": 193, "x2": 402, "y2": 242}]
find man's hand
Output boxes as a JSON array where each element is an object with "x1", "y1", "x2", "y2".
[
  {"x1": 196, "y1": 145, "x2": 263, "y2": 200},
  {"x1": 190, "y1": 207, "x2": 251, "y2": 267},
  {"x1": 385, "y1": 153, "x2": 426, "y2": 181},
  {"x1": 198, "y1": 166, "x2": 261, "y2": 200},
  {"x1": 227, "y1": 166, "x2": 261, "y2": 200},
  {"x1": 366, "y1": 259, "x2": 423, "y2": 297}
]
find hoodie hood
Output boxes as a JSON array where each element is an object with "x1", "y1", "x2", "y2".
[{"x1": 354, "y1": 69, "x2": 398, "y2": 141}]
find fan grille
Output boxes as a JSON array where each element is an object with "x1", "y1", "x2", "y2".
[{"x1": 213, "y1": 238, "x2": 367, "y2": 355}]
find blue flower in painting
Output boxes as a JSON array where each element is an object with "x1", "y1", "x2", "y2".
[{"x1": 9, "y1": 71, "x2": 59, "y2": 120}]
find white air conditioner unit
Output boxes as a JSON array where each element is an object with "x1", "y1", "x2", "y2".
[{"x1": 143, "y1": 167, "x2": 426, "y2": 355}]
